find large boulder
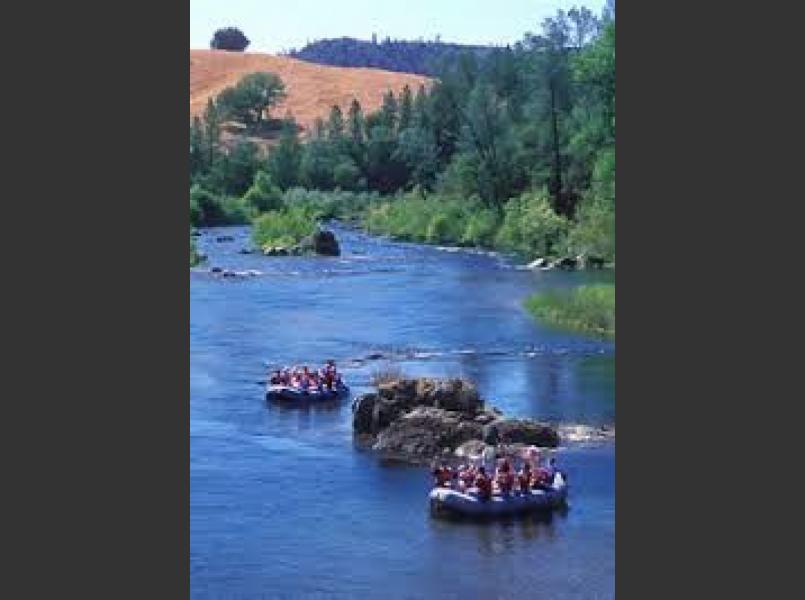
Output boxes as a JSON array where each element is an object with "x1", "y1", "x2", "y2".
[
  {"x1": 410, "y1": 378, "x2": 482, "y2": 413},
  {"x1": 352, "y1": 393, "x2": 379, "y2": 435},
  {"x1": 352, "y1": 377, "x2": 559, "y2": 463},
  {"x1": 372, "y1": 407, "x2": 482, "y2": 463},
  {"x1": 298, "y1": 229, "x2": 340, "y2": 256},
  {"x1": 352, "y1": 392, "x2": 408, "y2": 435},
  {"x1": 491, "y1": 418, "x2": 560, "y2": 447},
  {"x1": 553, "y1": 256, "x2": 578, "y2": 270},
  {"x1": 371, "y1": 377, "x2": 482, "y2": 415}
]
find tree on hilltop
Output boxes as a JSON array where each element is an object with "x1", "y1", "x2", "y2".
[{"x1": 211, "y1": 27, "x2": 250, "y2": 52}]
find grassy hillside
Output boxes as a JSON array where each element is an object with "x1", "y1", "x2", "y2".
[{"x1": 190, "y1": 50, "x2": 432, "y2": 136}]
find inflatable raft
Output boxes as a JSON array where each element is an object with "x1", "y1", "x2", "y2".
[
  {"x1": 429, "y1": 479, "x2": 568, "y2": 519},
  {"x1": 266, "y1": 382, "x2": 350, "y2": 403}
]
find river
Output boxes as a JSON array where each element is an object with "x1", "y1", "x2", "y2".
[{"x1": 190, "y1": 224, "x2": 615, "y2": 599}]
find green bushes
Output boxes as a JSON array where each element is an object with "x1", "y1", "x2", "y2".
[
  {"x1": 363, "y1": 190, "x2": 575, "y2": 258},
  {"x1": 461, "y1": 208, "x2": 501, "y2": 246},
  {"x1": 190, "y1": 235, "x2": 203, "y2": 267},
  {"x1": 566, "y1": 146, "x2": 615, "y2": 261},
  {"x1": 242, "y1": 171, "x2": 284, "y2": 213},
  {"x1": 251, "y1": 205, "x2": 318, "y2": 248},
  {"x1": 190, "y1": 185, "x2": 249, "y2": 227},
  {"x1": 364, "y1": 193, "x2": 488, "y2": 245},
  {"x1": 525, "y1": 284, "x2": 615, "y2": 337},
  {"x1": 281, "y1": 188, "x2": 379, "y2": 221},
  {"x1": 566, "y1": 198, "x2": 615, "y2": 261},
  {"x1": 495, "y1": 191, "x2": 570, "y2": 257}
]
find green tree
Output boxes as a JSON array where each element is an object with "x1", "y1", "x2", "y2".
[
  {"x1": 333, "y1": 159, "x2": 361, "y2": 190},
  {"x1": 348, "y1": 99, "x2": 365, "y2": 146},
  {"x1": 210, "y1": 141, "x2": 260, "y2": 196},
  {"x1": 266, "y1": 120, "x2": 303, "y2": 190},
  {"x1": 210, "y1": 27, "x2": 250, "y2": 51},
  {"x1": 573, "y1": 22, "x2": 615, "y2": 141},
  {"x1": 395, "y1": 127, "x2": 438, "y2": 194},
  {"x1": 458, "y1": 83, "x2": 523, "y2": 206},
  {"x1": 242, "y1": 171, "x2": 284, "y2": 213},
  {"x1": 365, "y1": 125, "x2": 407, "y2": 193},
  {"x1": 202, "y1": 98, "x2": 222, "y2": 168},
  {"x1": 378, "y1": 90, "x2": 398, "y2": 131},
  {"x1": 300, "y1": 138, "x2": 335, "y2": 189},
  {"x1": 217, "y1": 72, "x2": 286, "y2": 125},
  {"x1": 398, "y1": 85, "x2": 413, "y2": 131},
  {"x1": 190, "y1": 117, "x2": 205, "y2": 177},
  {"x1": 412, "y1": 84, "x2": 430, "y2": 130},
  {"x1": 327, "y1": 105, "x2": 345, "y2": 141}
]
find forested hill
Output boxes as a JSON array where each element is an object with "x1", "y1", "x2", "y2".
[{"x1": 287, "y1": 37, "x2": 496, "y2": 76}]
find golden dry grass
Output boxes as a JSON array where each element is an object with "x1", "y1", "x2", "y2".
[{"x1": 190, "y1": 49, "x2": 432, "y2": 135}]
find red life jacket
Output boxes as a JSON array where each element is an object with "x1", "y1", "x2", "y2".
[
  {"x1": 434, "y1": 467, "x2": 452, "y2": 486},
  {"x1": 475, "y1": 474, "x2": 492, "y2": 496}
]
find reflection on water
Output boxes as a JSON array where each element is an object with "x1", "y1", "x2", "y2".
[{"x1": 191, "y1": 225, "x2": 615, "y2": 599}]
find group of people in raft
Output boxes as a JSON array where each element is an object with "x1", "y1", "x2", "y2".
[
  {"x1": 269, "y1": 360, "x2": 343, "y2": 392},
  {"x1": 431, "y1": 446, "x2": 565, "y2": 501}
]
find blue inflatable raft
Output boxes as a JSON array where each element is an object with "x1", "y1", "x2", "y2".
[
  {"x1": 429, "y1": 477, "x2": 568, "y2": 519},
  {"x1": 266, "y1": 382, "x2": 350, "y2": 403}
]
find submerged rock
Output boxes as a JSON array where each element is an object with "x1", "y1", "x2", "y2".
[{"x1": 262, "y1": 245, "x2": 290, "y2": 256}]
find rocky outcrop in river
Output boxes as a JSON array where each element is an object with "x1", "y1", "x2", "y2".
[
  {"x1": 352, "y1": 378, "x2": 559, "y2": 463},
  {"x1": 262, "y1": 229, "x2": 341, "y2": 257}
]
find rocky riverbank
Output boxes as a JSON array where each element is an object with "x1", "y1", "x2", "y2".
[{"x1": 352, "y1": 378, "x2": 562, "y2": 464}]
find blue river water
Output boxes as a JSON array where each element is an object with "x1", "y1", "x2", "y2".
[{"x1": 191, "y1": 225, "x2": 615, "y2": 599}]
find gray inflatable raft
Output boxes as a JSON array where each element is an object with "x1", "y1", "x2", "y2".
[{"x1": 429, "y1": 479, "x2": 568, "y2": 518}]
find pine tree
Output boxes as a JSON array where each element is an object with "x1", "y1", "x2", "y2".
[
  {"x1": 347, "y1": 99, "x2": 365, "y2": 145},
  {"x1": 267, "y1": 119, "x2": 303, "y2": 190},
  {"x1": 190, "y1": 117, "x2": 205, "y2": 176},
  {"x1": 202, "y1": 99, "x2": 221, "y2": 167},
  {"x1": 327, "y1": 105, "x2": 345, "y2": 141},
  {"x1": 398, "y1": 85, "x2": 413, "y2": 132},
  {"x1": 379, "y1": 90, "x2": 398, "y2": 131}
]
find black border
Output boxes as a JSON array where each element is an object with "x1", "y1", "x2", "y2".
[{"x1": 10, "y1": 2, "x2": 192, "y2": 596}]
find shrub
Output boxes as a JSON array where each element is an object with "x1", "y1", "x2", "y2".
[
  {"x1": 251, "y1": 205, "x2": 318, "y2": 248},
  {"x1": 567, "y1": 198, "x2": 615, "y2": 261},
  {"x1": 461, "y1": 208, "x2": 501, "y2": 246},
  {"x1": 495, "y1": 191, "x2": 570, "y2": 258},
  {"x1": 190, "y1": 185, "x2": 249, "y2": 226},
  {"x1": 282, "y1": 188, "x2": 379, "y2": 220}
]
